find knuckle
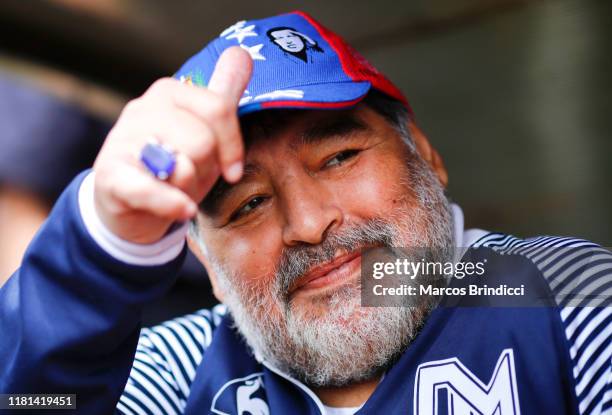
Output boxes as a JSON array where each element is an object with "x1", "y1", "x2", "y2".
[
  {"x1": 121, "y1": 99, "x2": 143, "y2": 117},
  {"x1": 149, "y1": 77, "x2": 176, "y2": 95},
  {"x1": 120, "y1": 98, "x2": 145, "y2": 122}
]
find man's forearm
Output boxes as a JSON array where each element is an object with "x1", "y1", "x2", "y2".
[{"x1": 0, "y1": 171, "x2": 185, "y2": 414}]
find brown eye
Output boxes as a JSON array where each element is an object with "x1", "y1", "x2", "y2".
[
  {"x1": 324, "y1": 149, "x2": 360, "y2": 168},
  {"x1": 231, "y1": 196, "x2": 267, "y2": 221}
]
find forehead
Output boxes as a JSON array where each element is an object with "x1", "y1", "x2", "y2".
[{"x1": 239, "y1": 104, "x2": 375, "y2": 151}]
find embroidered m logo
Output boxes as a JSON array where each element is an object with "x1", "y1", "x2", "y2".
[{"x1": 414, "y1": 349, "x2": 521, "y2": 415}]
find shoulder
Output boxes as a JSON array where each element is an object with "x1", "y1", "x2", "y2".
[
  {"x1": 472, "y1": 232, "x2": 611, "y2": 414},
  {"x1": 473, "y1": 232, "x2": 611, "y2": 308},
  {"x1": 118, "y1": 305, "x2": 228, "y2": 414},
  {"x1": 139, "y1": 304, "x2": 228, "y2": 356}
]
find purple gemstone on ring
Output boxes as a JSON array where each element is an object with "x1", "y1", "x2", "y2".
[{"x1": 140, "y1": 142, "x2": 176, "y2": 180}]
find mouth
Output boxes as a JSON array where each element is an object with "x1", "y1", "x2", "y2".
[{"x1": 289, "y1": 250, "x2": 363, "y2": 297}]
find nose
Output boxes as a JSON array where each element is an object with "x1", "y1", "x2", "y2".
[{"x1": 281, "y1": 175, "x2": 343, "y2": 246}]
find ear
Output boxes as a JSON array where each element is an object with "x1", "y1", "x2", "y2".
[
  {"x1": 187, "y1": 235, "x2": 226, "y2": 303},
  {"x1": 407, "y1": 121, "x2": 449, "y2": 188}
]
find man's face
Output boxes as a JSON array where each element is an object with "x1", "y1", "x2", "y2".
[
  {"x1": 193, "y1": 103, "x2": 454, "y2": 386},
  {"x1": 270, "y1": 30, "x2": 305, "y2": 52}
]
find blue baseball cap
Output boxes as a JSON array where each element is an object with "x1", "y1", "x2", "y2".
[{"x1": 174, "y1": 10, "x2": 411, "y2": 117}]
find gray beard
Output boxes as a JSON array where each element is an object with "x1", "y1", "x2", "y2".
[{"x1": 208, "y1": 155, "x2": 455, "y2": 387}]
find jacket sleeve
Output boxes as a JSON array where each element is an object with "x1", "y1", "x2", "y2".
[
  {"x1": 0, "y1": 170, "x2": 186, "y2": 414},
  {"x1": 116, "y1": 306, "x2": 226, "y2": 415}
]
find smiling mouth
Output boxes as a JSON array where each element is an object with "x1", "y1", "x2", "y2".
[{"x1": 289, "y1": 250, "x2": 363, "y2": 297}]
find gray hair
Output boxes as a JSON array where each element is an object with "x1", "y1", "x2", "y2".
[{"x1": 362, "y1": 89, "x2": 415, "y2": 151}]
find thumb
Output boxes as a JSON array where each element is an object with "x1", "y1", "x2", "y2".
[{"x1": 208, "y1": 46, "x2": 253, "y2": 105}]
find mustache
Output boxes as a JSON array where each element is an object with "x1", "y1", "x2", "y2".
[{"x1": 274, "y1": 218, "x2": 397, "y2": 300}]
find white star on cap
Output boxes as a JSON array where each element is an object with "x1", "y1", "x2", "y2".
[
  {"x1": 240, "y1": 43, "x2": 265, "y2": 60},
  {"x1": 226, "y1": 25, "x2": 258, "y2": 43},
  {"x1": 220, "y1": 20, "x2": 246, "y2": 37}
]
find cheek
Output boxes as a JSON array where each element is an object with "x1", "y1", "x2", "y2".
[
  {"x1": 212, "y1": 226, "x2": 282, "y2": 284},
  {"x1": 335, "y1": 158, "x2": 413, "y2": 219},
  {"x1": 215, "y1": 229, "x2": 287, "y2": 319},
  {"x1": 349, "y1": 174, "x2": 390, "y2": 209}
]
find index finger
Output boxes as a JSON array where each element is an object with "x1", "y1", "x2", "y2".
[
  {"x1": 207, "y1": 46, "x2": 253, "y2": 105},
  {"x1": 197, "y1": 46, "x2": 253, "y2": 182}
]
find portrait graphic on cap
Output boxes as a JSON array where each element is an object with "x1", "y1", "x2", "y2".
[{"x1": 266, "y1": 26, "x2": 323, "y2": 63}]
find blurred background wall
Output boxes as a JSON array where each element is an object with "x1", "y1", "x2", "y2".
[{"x1": 0, "y1": 0, "x2": 610, "y2": 320}]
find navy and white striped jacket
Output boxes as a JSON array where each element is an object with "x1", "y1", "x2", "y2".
[{"x1": 0, "y1": 172, "x2": 610, "y2": 414}]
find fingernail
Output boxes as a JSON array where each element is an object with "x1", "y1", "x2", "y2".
[
  {"x1": 185, "y1": 202, "x2": 198, "y2": 218},
  {"x1": 226, "y1": 161, "x2": 243, "y2": 182}
]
